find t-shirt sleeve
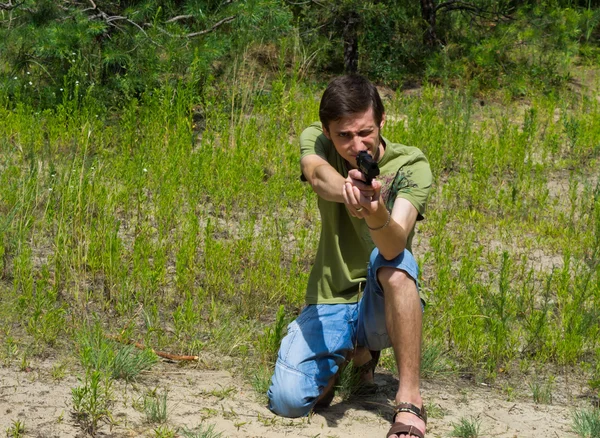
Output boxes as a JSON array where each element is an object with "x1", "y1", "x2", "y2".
[
  {"x1": 392, "y1": 154, "x2": 432, "y2": 221},
  {"x1": 300, "y1": 122, "x2": 330, "y2": 161}
]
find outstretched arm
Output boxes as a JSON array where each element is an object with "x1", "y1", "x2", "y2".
[{"x1": 300, "y1": 154, "x2": 346, "y2": 203}]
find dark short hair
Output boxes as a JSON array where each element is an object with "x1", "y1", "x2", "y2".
[{"x1": 319, "y1": 75, "x2": 385, "y2": 130}]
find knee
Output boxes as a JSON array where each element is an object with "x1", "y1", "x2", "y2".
[
  {"x1": 377, "y1": 267, "x2": 415, "y2": 294},
  {"x1": 267, "y1": 365, "x2": 318, "y2": 418}
]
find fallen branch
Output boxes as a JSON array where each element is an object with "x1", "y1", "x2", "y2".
[
  {"x1": 107, "y1": 335, "x2": 199, "y2": 362},
  {"x1": 0, "y1": 0, "x2": 25, "y2": 10},
  {"x1": 151, "y1": 15, "x2": 236, "y2": 38},
  {"x1": 166, "y1": 14, "x2": 194, "y2": 23},
  {"x1": 436, "y1": 0, "x2": 512, "y2": 21}
]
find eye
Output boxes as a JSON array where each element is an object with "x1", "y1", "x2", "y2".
[
  {"x1": 358, "y1": 129, "x2": 373, "y2": 137},
  {"x1": 338, "y1": 132, "x2": 350, "y2": 138}
]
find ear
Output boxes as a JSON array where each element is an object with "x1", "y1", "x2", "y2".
[
  {"x1": 380, "y1": 113, "x2": 386, "y2": 130},
  {"x1": 322, "y1": 123, "x2": 332, "y2": 140}
]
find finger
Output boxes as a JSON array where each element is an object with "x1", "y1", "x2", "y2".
[
  {"x1": 353, "y1": 186, "x2": 373, "y2": 206},
  {"x1": 367, "y1": 180, "x2": 381, "y2": 204},
  {"x1": 345, "y1": 182, "x2": 360, "y2": 205},
  {"x1": 346, "y1": 184, "x2": 371, "y2": 218},
  {"x1": 343, "y1": 183, "x2": 361, "y2": 217},
  {"x1": 357, "y1": 185, "x2": 376, "y2": 198},
  {"x1": 347, "y1": 169, "x2": 363, "y2": 181},
  {"x1": 349, "y1": 172, "x2": 377, "y2": 193}
]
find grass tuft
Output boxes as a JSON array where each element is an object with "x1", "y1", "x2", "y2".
[
  {"x1": 77, "y1": 324, "x2": 158, "y2": 381},
  {"x1": 179, "y1": 424, "x2": 223, "y2": 438},
  {"x1": 5, "y1": 420, "x2": 26, "y2": 438},
  {"x1": 144, "y1": 388, "x2": 169, "y2": 424},
  {"x1": 572, "y1": 408, "x2": 600, "y2": 438},
  {"x1": 450, "y1": 416, "x2": 481, "y2": 438},
  {"x1": 71, "y1": 370, "x2": 113, "y2": 435}
]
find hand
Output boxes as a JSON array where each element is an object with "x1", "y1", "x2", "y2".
[{"x1": 343, "y1": 169, "x2": 382, "y2": 218}]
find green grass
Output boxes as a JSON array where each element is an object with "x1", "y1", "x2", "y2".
[
  {"x1": 530, "y1": 376, "x2": 554, "y2": 404},
  {"x1": 1, "y1": 63, "x2": 600, "y2": 431},
  {"x1": 179, "y1": 424, "x2": 223, "y2": 438},
  {"x1": 71, "y1": 370, "x2": 114, "y2": 435},
  {"x1": 450, "y1": 416, "x2": 481, "y2": 438},
  {"x1": 77, "y1": 323, "x2": 159, "y2": 381},
  {"x1": 144, "y1": 388, "x2": 169, "y2": 424},
  {"x1": 573, "y1": 408, "x2": 600, "y2": 438},
  {"x1": 5, "y1": 420, "x2": 26, "y2": 438}
]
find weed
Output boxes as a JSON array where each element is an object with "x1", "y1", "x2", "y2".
[
  {"x1": 530, "y1": 376, "x2": 554, "y2": 404},
  {"x1": 335, "y1": 362, "x2": 363, "y2": 400},
  {"x1": 19, "y1": 355, "x2": 30, "y2": 372},
  {"x1": 71, "y1": 370, "x2": 113, "y2": 435},
  {"x1": 111, "y1": 345, "x2": 159, "y2": 382},
  {"x1": 501, "y1": 383, "x2": 516, "y2": 402},
  {"x1": 379, "y1": 349, "x2": 397, "y2": 373},
  {"x1": 144, "y1": 389, "x2": 169, "y2": 424},
  {"x1": 572, "y1": 408, "x2": 600, "y2": 438},
  {"x1": 450, "y1": 416, "x2": 481, "y2": 438},
  {"x1": 256, "y1": 305, "x2": 288, "y2": 365},
  {"x1": 421, "y1": 342, "x2": 452, "y2": 378},
  {"x1": 77, "y1": 324, "x2": 158, "y2": 381},
  {"x1": 424, "y1": 401, "x2": 446, "y2": 419},
  {"x1": 334, "y1": 359, "x2": 379, "y2": 401},
  {"x1": 5, "y1": 420, "x2": 25, "y2": 438},
  {"x1": 198, "y1": 408, "x2": 219, "y2": 421},
  {"x1": 51, "y1": 361, "x2": 68, "y2": 381},
  {"x1": 153, "y1": 425, "x2": 177, "y2": 438},
  {"x1": 1, "y1": 334, "x2": 18, "y2": 366},
  {"x1": 179, "y1": 424, "x2": 223, "y2": 438},
  {"x1": 200, "y1": 385, "x2": 236, "y2": 400},
  {"x1": 250, "y1": 364, "x2": 273, "y2": 403}
]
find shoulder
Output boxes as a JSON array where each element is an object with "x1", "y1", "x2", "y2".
[
  {"x1": 380, "y1": 140, "x2": 430, "y2": 175},
  {"x1": 300, "y1": 122, "x2": 325, "y2": 142},
  {"x1": 300, "y1": 122, "x2": 333, "y2": 159},
  {"x1": 386, "y1": 141, "x2": 428, "y2": 163}
]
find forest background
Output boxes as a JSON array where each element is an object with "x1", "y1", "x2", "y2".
[{"x1": 2, "y1": 0, "x2": 600, "y2": 437}]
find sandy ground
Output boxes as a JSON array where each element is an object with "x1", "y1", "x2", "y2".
[{"x1": 0, "y1": 357, "x2": 590, "y2": 438}]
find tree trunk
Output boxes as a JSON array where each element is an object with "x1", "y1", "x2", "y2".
[
  {"x1": 343, "y1": 11, "x2": 359, "y2": 74},
  {"x1": 420, "y1": 0, "x2": 437, "y2": 47}
]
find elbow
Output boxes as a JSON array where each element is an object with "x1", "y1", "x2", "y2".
[
  {"x1": 377, "y1": 240, "x2": 407, "y2": 261},
  {"x1": 379, "y1": 249, "x2": 403, "y2": 261},
  {"x1": 310, "y1": 178, "x2": 325, "y2": 194}
]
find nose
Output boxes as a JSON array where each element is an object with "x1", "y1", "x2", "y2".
[{"x1": 351, "y1": 135, "x2": 364, "y2": 154}]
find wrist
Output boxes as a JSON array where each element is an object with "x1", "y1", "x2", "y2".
[{"x1": 366, "y1": 209, "x2": 391, "y2": 231}]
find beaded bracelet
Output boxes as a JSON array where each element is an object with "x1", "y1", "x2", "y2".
[{"x1": 367, "y1": 210, "x2": 391, "y2": 231}]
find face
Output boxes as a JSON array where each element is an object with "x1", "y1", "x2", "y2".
[{"x1": 323, "y1": 106, "x2": 385, "y2": 169}]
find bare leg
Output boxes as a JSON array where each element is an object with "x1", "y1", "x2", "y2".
[
  {"x1": 378, "y1": 267, "x2": 425, "y2": 437},
  {"x1": 352, "y1": 346, "x2": 372, "y2": 368}
]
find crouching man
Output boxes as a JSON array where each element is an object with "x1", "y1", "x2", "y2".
[{"x1": 268, "y1": 75, "x2": 432, "y2": 438}]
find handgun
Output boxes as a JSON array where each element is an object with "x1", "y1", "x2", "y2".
[{"x1": 356, "y1": 151, "x2": 380, "y2": 185}]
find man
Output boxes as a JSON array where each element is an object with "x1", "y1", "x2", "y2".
[{"x1": 268, "y1": 75, "x2": 432, "y2": 438}]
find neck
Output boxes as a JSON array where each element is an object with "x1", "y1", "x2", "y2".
[{"x1": 375, "y1": 136, "x2": 385, "y2": 162}]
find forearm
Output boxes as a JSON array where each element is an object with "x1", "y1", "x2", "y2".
[
  {"x1": 366, "y1": 202, "x2": 409, "y2": 260},
  {"x1": 307, "y1": 163, "x2": 347, "y2": 203}
]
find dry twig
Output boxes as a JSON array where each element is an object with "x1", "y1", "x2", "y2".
[{"x1": 107, "y1": 335, "x2": 199, "y2": 362}]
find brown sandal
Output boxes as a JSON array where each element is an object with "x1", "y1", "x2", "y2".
[{"x1": 386, "y1": 402, "x2": 427, "y2": 438}]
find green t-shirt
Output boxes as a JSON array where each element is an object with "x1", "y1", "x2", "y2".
[{"x1": 300, "y1": 122, "x2": 432, "y2": 304}]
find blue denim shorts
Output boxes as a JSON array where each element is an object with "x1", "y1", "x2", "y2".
[{"x1": 267, "y1": 247, "x2": 420, "y2": 418}]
